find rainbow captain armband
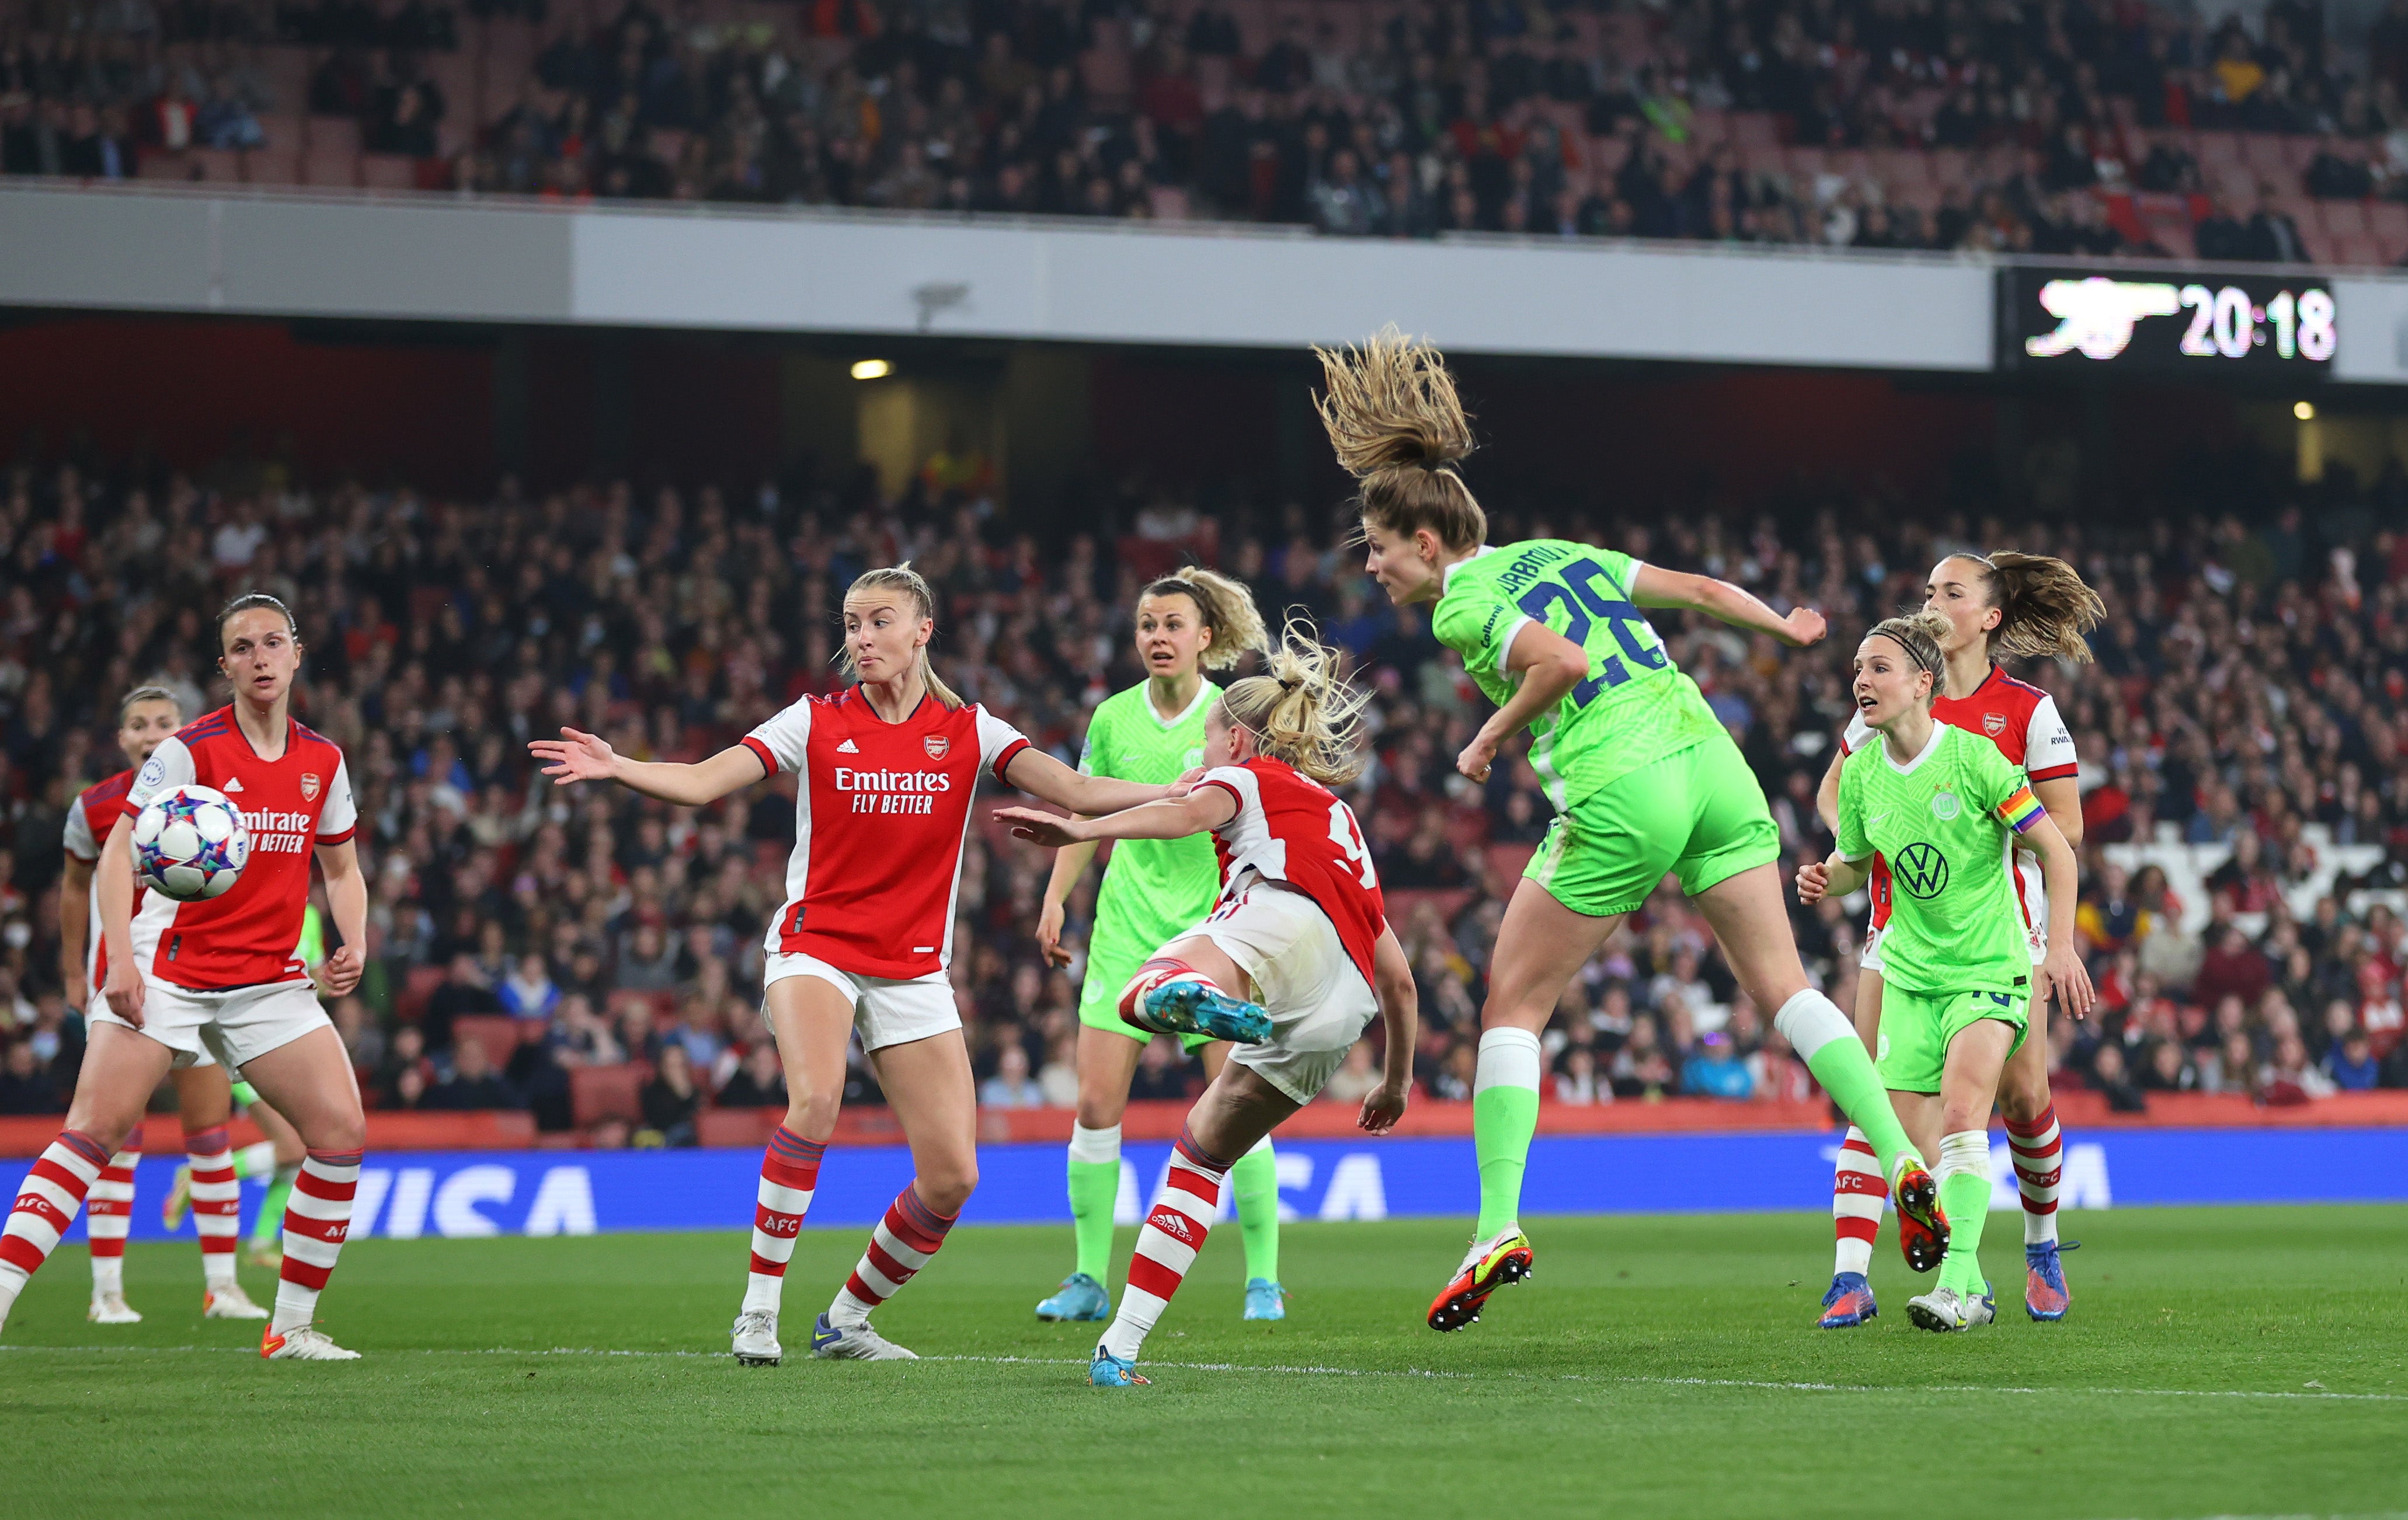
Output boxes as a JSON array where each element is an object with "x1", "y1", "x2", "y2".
[{"x1": 1998, "y1": 785, "x2": 2046, "y2": 834}]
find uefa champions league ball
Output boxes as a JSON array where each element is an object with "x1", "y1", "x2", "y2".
[{"x1": 131, "y1": 785, "x2": 251, "y2": 901}]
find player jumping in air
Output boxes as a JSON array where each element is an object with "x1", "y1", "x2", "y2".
[
  {"x1": 1797, "y1": 613, "x2": 2094, "y2": 1331},
  {"x1": 60, "y1": 684, "x2": 306, "y2": 1323},
  {"x1": 1316, "y1": 327, "x2": 1944, "y2": 1331},
  {"x1": 2, "y1": 595, "x2": 373, "y2": 1359},
  {"x1": 533, "y1": 564, "x2": 1192, "y2": 1366},
  {"x1": 1031, "y1": 568, "x2": 1292, "y2": 1326},
  {"x1": 1812, "y1": 553, "x2": 2104, "y2": 1328},
  {"x1": 996, "y1": 619, "x2": 1417, "y2": 1386}
]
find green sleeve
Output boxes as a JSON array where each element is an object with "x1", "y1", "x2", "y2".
[
  {"x1": 1589, "y1": 546, "x2": 1642, "y2": 597},
  {"x1": 1971, "y1": 737, "x2": 2025, "y2": 814},
  {"x1": 1431, "y1": 586, "x2": 1527, "y2": 676},
  {"x1": 1833, "y1": 759, "x2": 1871, "y2": 863}
]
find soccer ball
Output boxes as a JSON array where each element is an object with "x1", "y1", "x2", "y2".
[{"x1": 131, "y1": 785, "x2": 250, "y2": 901}]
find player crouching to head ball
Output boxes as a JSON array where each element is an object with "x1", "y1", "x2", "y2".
[
  {"x1": 996, "y1": 619, "x2": 1418, "y2": 1387},
  {"x1": 1796, "y1": 612, "x2": 2094, "y2": 1332}
]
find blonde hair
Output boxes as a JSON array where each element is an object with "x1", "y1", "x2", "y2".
[
  {"x1": 842, "y1": 563, "x2": 962, "y2": 708},
  {"x1": 1140, "y1": 566, "x2": 1269, "y2": 672},
  {"x1": 1948, "y1": 551, "x2": 2104, "y2": 664},
  {"x1": 1217, "y1": 616, "x2": 1370, "y2": 786},
  {"x1": 1314, "y1": 325, "x2": 1486, "y2": 552},
  {"x1": 117, "y1": 684, "x2": 181, "y2": 727},
  {"x1": 1864, "y1": 610, "x2": 1953, "y2": 707}
]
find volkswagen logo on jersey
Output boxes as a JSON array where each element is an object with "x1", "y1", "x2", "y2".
[
  {"x1": 300, "y1": 772, "x2": 322, "y2": 802},
  {"x1": 923, "y1": 735, "x2": 951, "y2": 760},
  {"x1": 1930, "y1": 791, "x2": 1961, "y2": 821},
  {"x1": 1894, "y1": 842, "x2": 1950, "y2": 900}
]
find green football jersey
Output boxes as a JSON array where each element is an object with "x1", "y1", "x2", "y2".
[
  {"x1": 1430, "y1": 539, "x2": 1730, "y2": 809},
  {"x1": 1081, "y1": 679, "x2": 1224, "y2": 945},
  {"x1": 1835, "y1": 721, "x2": 2049, "y2": 996}
]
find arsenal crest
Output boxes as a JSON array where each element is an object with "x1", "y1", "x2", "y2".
[
  {"x1": 1983, "y1": 712, "x2": 2007, "y2": 737},
  {"x1": 300, "y1": 772, "x2": 322, "y2": 802},
  {"x1": 923, "y1": 735, "x2": 951, "y2": 761}
]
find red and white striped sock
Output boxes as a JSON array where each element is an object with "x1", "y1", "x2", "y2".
[
  {"x1": 2005, "y1": 1104, "x2": 2063, "y2": 1247},
  {"x1": 0, "y1": 1129, "x2": 110, "y2": 1320},
  {"x1": 827, "y1": 1183, "x2": 957, "y2": 1327},
  {"x1": 1101, "y1": 1127, "x2": 1230, "y2": 1363},
  {"x1": 1831, "y1": 1127, "x2": 1884, "y2": 1278},
  {"x1": 273, "y1": 1149, "x2": 361, "y2": 1334},
  {"x1": 88, "y1": 1125, "x2": 142, "y2": 1299},
  {"x1": 742, "y1": 1125, "x2": 824, "y2": 1315},
  {"x1": 182, "y1": 1124, "x2": 239, "y2": 1291}
]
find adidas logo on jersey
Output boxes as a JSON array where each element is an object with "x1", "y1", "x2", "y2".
[
  {"x1": 836, "y1": 740, "x2": 859, "y2": 754},
  {"x1": 222, "y1": 776, "x2": 244, "y2": 792}
]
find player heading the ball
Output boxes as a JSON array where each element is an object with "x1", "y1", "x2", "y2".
[
  {"x1": 1317, "y1": 326, "x2": 1944, "y2": 1331},
  {"x1": 531, "y1": 563, "x2": 1196, "y2": 1366}
]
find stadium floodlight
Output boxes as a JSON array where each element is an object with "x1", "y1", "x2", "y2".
[
  {"x1": 2295, "y1": 401, "x2": 2316, "y2": 421},
  {"x1": 851, "y1": 360, "x2": 892, "y2": 381}
]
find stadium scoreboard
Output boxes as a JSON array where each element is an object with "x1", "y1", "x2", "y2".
[{"x1": 1999, "y1": 265, "x2": 2336, "y2": 376}]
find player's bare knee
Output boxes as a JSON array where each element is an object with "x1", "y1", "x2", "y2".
[
  {"x1": 302, "y1": 1109, "x2": 367, "y2": 1155},
  {"x1": 1075, "y1": 1078, "x2": 1131, "y2": 1131},
  {"x1": 918, "y1": 1164, "x2": 977, "y2": 1216},
  {"x1": 784, "y1": 1089, "x2": 841, "y2": 1141}
]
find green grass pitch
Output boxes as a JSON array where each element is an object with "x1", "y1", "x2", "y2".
[{"x1": 3, "y1": 1207, "x2": 2403, "y2": 1520}]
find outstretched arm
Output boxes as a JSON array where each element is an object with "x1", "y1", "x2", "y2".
[
  {"x1": 1634, "y1": 564, "x2": 1825, "y2": 649},
  {"x1": 529, "y1": 727, "x2": 768, "y2": 807},
  {"x1": 1000, "y1": 745, "x2": 1177, "y2": 817},
  {"x1": 996, "y1": 785, "x2": 1238, "y2": 848}
]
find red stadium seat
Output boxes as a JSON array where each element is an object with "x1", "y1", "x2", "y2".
[
  {"x1": 1149, "y1": 185, "x2": 1192, "y2": 221},
  {"x1": 449, "y1": 1016, "x2": 523, "y2": 1062},
  {"x1": 2336, "y1": 231, "x2": 2383, "y2": 267},
  {"x1": 2322, "y1": 200, "x2": 2369, "y2": 238},
  {"x1": 305, "y1": 115, "x2": 361, "y2": 155},
  {"x1": 570, "y1": 1064, "x2": 644, "y2": 1128},
  {"x1": 395, "y1": 964, "x2": 449, "y2": 1026},
  {"x1": 360, "y1": 153, "x2": 420, "y2": 191},
  {"x1": 301, "y1": 150, "x2": 360, "y2": 188},
  {"x1": 138, "y1": 150, "x2": 199, "y2": 182},
  {"x1": 242, "y1": 146, "x2": 304, "y2": 186}
]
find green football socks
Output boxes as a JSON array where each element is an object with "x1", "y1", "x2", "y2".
[
  {"x1": 1779, "y1": 991, "x2": 1925, "y2": 1179},
  {"x1": 1067, "y1": 1124, "x2": 1122, "y2": 1282},
  {"x1": 1230, "y1": 1136, "x2": 1280, "y2": 1282},
  {"x1": 1936, "y1": 1131, "x2": 1993, "y2": 1297},
  {"x1": 1473, "y1": 1029, "x2": 1543, "y2": 1240}
]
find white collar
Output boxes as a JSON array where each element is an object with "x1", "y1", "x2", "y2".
[
  {"x1": 1440, "y1": 545, "x2": 1497, "y2": 593},
  {"x1": 1880, "y1": 718, "x2": 1947, "y2": 777},
  {"x1": 1146, "y1": 678, "x2": 1216, "y2": 729}
]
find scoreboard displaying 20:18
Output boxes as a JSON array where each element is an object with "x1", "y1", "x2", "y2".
[{"x1": 1999, "y1": 265, "x2": 2337, "y2": 375}]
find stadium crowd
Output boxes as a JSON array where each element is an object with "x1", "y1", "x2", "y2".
[
  {"x1": 4, "y1": 443, "x2": 2408, "y2": 1138},
  {"x1": 10, "y1": 0, "x2": 2408, "y2": 260}
]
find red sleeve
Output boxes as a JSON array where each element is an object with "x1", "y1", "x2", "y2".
[
  {"x1": 740, "y1": 735, "x2": 779, "y2": 776},
  {"x1": 990, "y1": 737, "x2": 1031, "y2": 785},
  {"x1": 316, "y1": 825, "x2": 357, "y2": 846},
  {"x1": 2025, "y1": 763, "x2": 2079, "y2": 783},
  {"x1": 1199, "y1": 777, "x2": 1244, "y2": 811}
]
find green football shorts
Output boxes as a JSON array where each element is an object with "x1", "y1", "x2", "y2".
[
  {"x1": 1524, "y1": 738, "x2": 1781, "y2": 918},
  {"x1": 1079, "y1": 921, "x2": 1216, "y2": 1052},
  {"x1": 1875, "y1": 983, "x2": 2029, "y2": 1095}
]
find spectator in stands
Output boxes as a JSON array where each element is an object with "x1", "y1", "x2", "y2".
[
  {"x1": 423, "y1": 950, "x2": 502, "y2": 1054},
  {"x1": 977, "y1": 1041, "x2": 1046, "y2": 1109},
  {"x1": 499, "y1": 951, "x2": 559, "y2": 1022},
  {"x1": 424, "y1": 1036, "x2": 519, "y2": 1109},
  {"x1": 2193, "y1": 193, "x2": 2256, "y2": 262},
  {"x1": 2306, "y1": 135, "x2": 2375, "y2": 199},
  {"x1": 0, "y1": 1037, "x2": 60, "y2": 1114},
  {"x1": 637, "y1": 1042, "x2": 700, "y2": 1146},
  {"x1": 377, "y1": 1023, "x2": 430, "y2": 1107},
  {"x1": 2326, "y1": 1026, "x2": 2382, "y2": 1090},
  {"x1": 2090, "y1": 1042, "x2": 2148, "y2": 1113},
  {"x1": 716, "y1": 1040, "x2": 787, "y2": 1108}
]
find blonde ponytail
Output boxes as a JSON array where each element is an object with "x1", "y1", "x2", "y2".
[
  {"x1": 842, "y1": 563, "x2": 962, "y2": 708},
  {"x1": 1314, "y1": 325, "x2": 1486, "y2": 552},
  {"x1": 1142, "y1": 566, "x2": 1269, "y2": 672},
  {"x1": 1217, "y1": 616, "x2": 1370, "y2": 786},
  {"x1": 1961, "y1": 550, "x2": 2104, "y2": 664}
]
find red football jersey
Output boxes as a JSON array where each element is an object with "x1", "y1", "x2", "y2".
[
  {"x1": 1841, "y1": 665, "x2": 2079, "y2": 937},
  {"x1": 743, "y1": 689, "x2": 1031, "y2": 980},
  {"x1": 123, "y1": 709, "x2": 357, "y2": 991},
  {"x1": 62, "y1": 767, "x2": 138, "y2": 988},
  {"x1": 1198, "y1": 757, "x2": 1389, "y2": 991}
]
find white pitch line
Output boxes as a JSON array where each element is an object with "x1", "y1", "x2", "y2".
[{"x1": 4, "y1": 1343, "x2": 2401, "y2": 1403}]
